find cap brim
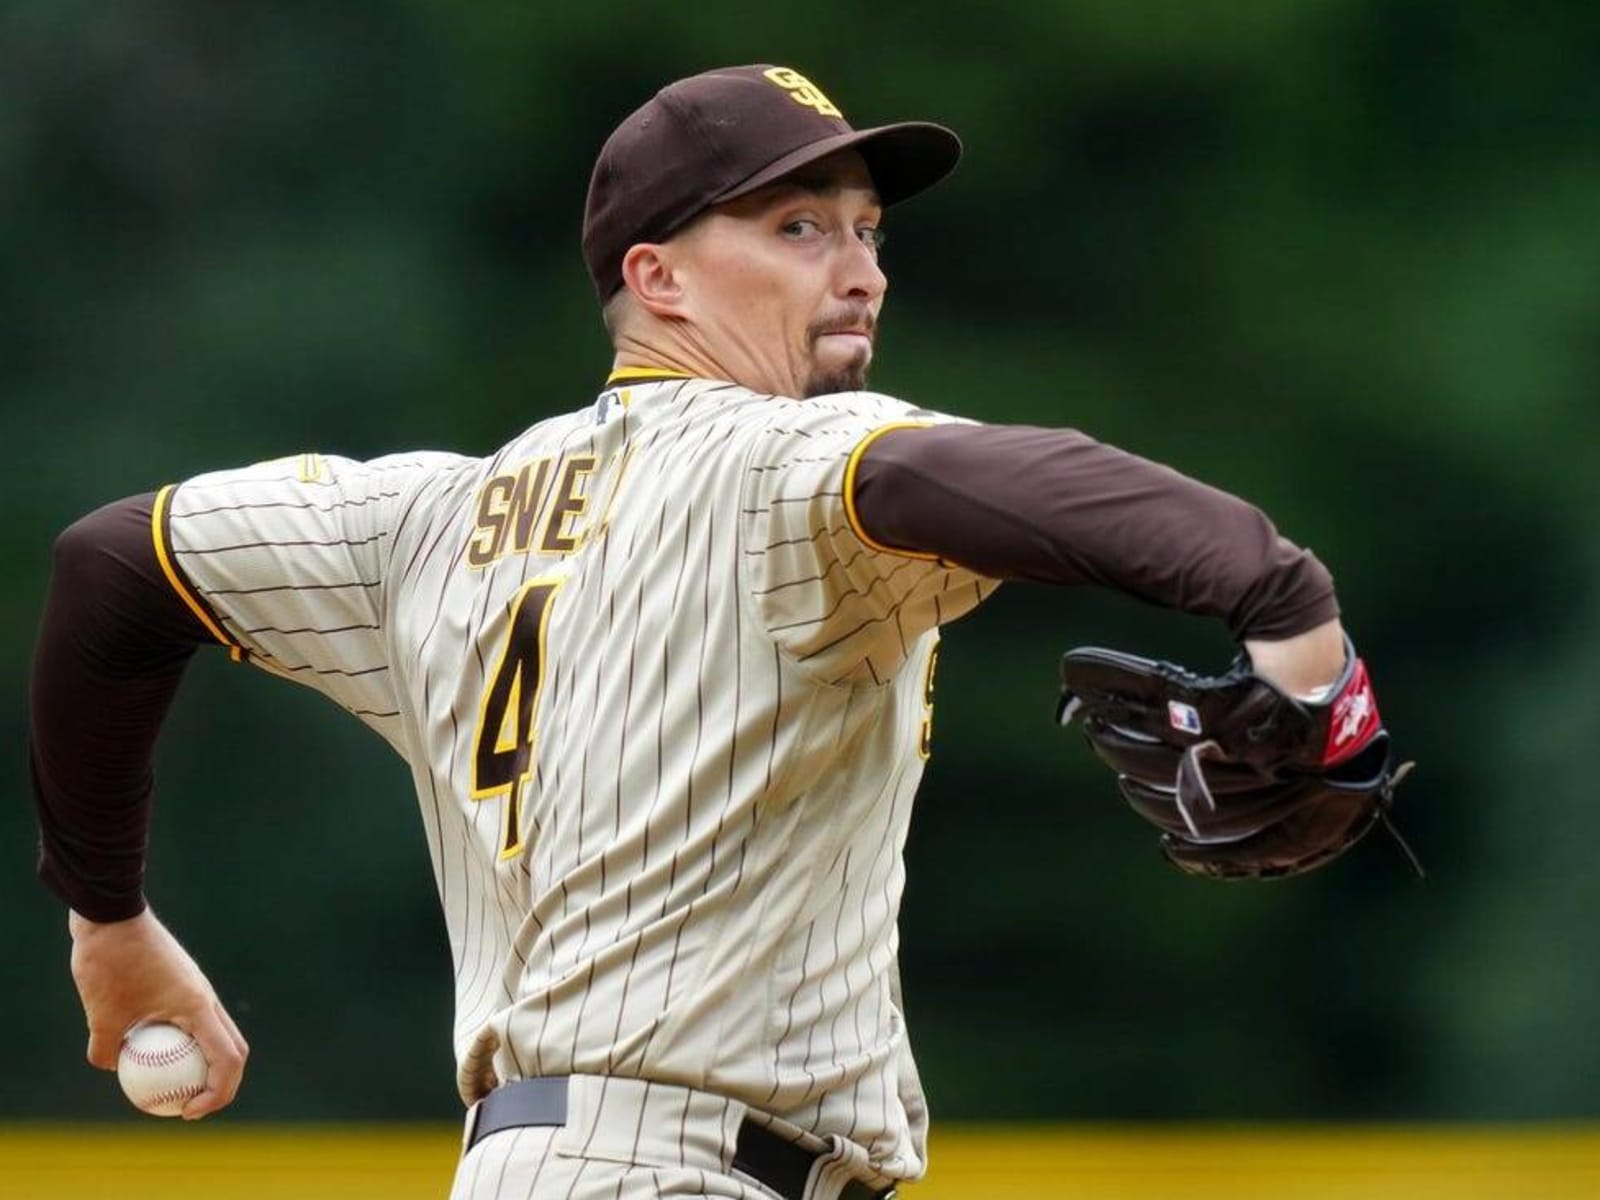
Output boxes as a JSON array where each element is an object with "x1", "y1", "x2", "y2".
[{"x1": 712, "y1": 121, "x2": 961, "y2": 209}]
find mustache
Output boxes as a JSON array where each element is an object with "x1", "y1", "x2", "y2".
[{"x1": 807, "y1": 310, "x2": 878, "y2": 342}]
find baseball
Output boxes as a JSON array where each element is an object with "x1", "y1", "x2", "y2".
[{"x1": 117, "y1": 1021, "x2": 208, "y2": 1117}]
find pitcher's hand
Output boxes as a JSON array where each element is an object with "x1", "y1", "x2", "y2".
[{"x1": 68, "y1": 908, "x2": 249, "y2": 1118}]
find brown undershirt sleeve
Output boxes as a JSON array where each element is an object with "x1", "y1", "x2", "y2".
[
  {"x1": 852, "y1": 424, "x2": 1338, "y2": 640},
  {"x1": 29, "y1": 493, "x2": 214, "y2": 921}
]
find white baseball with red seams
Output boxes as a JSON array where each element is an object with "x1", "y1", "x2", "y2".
[{"x1": 117, "y1": 1021, "x2": 208, "y2": 1116}]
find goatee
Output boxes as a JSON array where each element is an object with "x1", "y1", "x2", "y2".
[
  {"x1": 803, "y1": 362, "x2": 871, "y2": 398},
  {"x1": 804, "y1": 308, "x2": 876, "y2": 397}
]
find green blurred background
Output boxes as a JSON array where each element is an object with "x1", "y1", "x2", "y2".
[{"x1": 3, "y1": 0, "x2": 1595, "y2": 1128}]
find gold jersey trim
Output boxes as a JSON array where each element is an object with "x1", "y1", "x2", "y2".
[
  {"x1": 842, "y1": 422, "x2": 942, "y2": 562},
  {"x1": 605, "y1": 367, "x2": 695, "y2": 386},
  {"x1": 151, "y1": 484, "x2": 240, "y2": 652}
]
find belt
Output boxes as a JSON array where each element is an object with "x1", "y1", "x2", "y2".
[{"x1": 465, "y1": 1077, "x2": 894, "y2": 1200}]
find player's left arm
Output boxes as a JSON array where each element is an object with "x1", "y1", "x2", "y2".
[{"x1": 851, "y1": 422, "x2": 1345, "y2": 683}]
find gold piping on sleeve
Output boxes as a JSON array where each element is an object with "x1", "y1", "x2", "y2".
[
  {"x1": 150, "y1": 484, "x2": 239, "y2": 651},
  {"x1": 841, "y1": 421, "x2": 942, "y2": 561}
]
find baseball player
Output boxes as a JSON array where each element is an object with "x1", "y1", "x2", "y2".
[{"x1": 31, "y1": 65, "x2": 1398, "y2": 1198}]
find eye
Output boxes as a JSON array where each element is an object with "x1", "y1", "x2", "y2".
[
  {"x1": 857, "y1": 225, "x2": 886, "y2": 254},
  {"x1": 781, "y1": 218, "x2": 822, "y2": 239}
]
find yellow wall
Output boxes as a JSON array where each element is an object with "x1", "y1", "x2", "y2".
[{"x1": 3, "y1": 1125, "x2": 1598, "y2": 1200}]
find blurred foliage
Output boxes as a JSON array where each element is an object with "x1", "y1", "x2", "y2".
[{"x1": 3, "y1": 0, "x2": 1596, "y2": 1122}]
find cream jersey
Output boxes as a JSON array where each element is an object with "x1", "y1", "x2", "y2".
[{"x1": 158, "y1": 373, "x2": 999, "y2": 1178}]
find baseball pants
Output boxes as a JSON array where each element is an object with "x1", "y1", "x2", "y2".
[{"x1": 448, "y1": 1075, "x2": 895, "y2": 1200}]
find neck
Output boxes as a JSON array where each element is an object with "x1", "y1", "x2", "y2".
[{"x1": 611, "y1": 326, "x2": 728, "y2": 385}]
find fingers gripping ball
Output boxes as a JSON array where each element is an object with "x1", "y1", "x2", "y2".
[
  {"x1": 1057, "y1": 637, "x2": 1415, "y2": 880},
  {"x1": 118, "y1": 1021, "x2": 208, "y2": 1116}
]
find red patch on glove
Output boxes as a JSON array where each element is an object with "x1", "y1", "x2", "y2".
[{"x1": 1323, "y1": 657, "x2": 1381, "y2": 766}]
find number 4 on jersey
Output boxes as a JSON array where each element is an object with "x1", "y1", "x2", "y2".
[{"x1": 471, "y1": 579, "x2": 560, "y2": 859}]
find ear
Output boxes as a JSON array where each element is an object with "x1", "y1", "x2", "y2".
[{"x1": 620, "y1": 243, "x2": 689, "y2": 319}]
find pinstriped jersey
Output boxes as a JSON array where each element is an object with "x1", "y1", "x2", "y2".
[{"x1": 159, "y1": 374, "x2": 999, "y2": 1180}]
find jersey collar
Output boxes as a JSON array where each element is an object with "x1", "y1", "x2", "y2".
[{"x1": 605, "y1": 367, "x2": 696, "y2": 387}]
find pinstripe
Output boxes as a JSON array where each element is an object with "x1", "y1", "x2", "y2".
[
  {"x1": 816, "y1": 845, "x2": 853, "y2": 1105},
  {"x1": 750, "y1": 544, "x2": 869, "y2": 596},
  {"x1": 763, "y1": 644, "x2": 782, "y2": 792},
  {"x1": 766, "y1": 557, "x2": 920, "y2": 633},
  {"x1": 178, "y1": 491, "x2": 403, "y2": 518},
  {"x1": 183, "y1": 473, "x2": 341, "y2": 489},
  {"x1": 469, "y1": 531, "x2": 533, "y2": 1011},
  {"x1": 766, "y1": 920, "x2": 815, "y2": 1107},
  {"x1": 418, "y1": 667, "x2": 450, "y2": 910},
  {"x1": 796, "y1": 606, "x2": 909, "y2": 664},
  {"x1": 630, "y1": 1080, "x2": 652, "y2": 1166},
  {"x1": 407, "y1": 497, "x2": 476, "y2": 668},
  {"x1": 489, "y1": 1127, "x2": 523, "y2": 1200},
  {"x1": 564, "y1": 916, "x2": 599, "y2": 1068},
  {"x1": 862, "y1": 776, "x2": 916, "y2": 1146},
  {"x1": 206, "y1": 579, "x2": 380, "y2": 595},
  {"x1": 748, "y1": 454, "x2": 854, "y2": 471},
  {"x1": 674, "y1": 1086, "x2": 694, "y2": 1172},
  {"x1": 175, "y1": 532, "x2": 386, "y2": 553},
  {"x1": 458, "y1": 1124, "x2": 490, "y2": 1198},
  {"x1": 238, "y1": 620, "x2": 380, "y2": 636},
  {"x1": 457, "y1": 757, "x2": 487, "y2": 1004},
  {"x1": 520, "y1": 1125, "x2": 557, "y2": 1200},
  {"x1": 453, "y1": 502, "x2": 517, "y2": 1019},
  {"x1": 396, "y1": 478, "x2": 467, "y2": 588},
  {"x1": 575, "y1": 1074, "x2": 612, "y2": 1158},
  {"x1": 559, "y1": 1157, "x2": 592, "y2": 1200},
  {"x1": 753, "y1": 523, "x2": 850, "y2": 554},
  {"x1": 245, "y1": 657, "x2": 387, "y2": 679},
  {"x1": 388, "y1": 473, "x2": 437, "y2": 555}
]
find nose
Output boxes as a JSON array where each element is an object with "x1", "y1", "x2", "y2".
[{"x1": 838, "y1": 233, "x2": 887, "y2": 304}]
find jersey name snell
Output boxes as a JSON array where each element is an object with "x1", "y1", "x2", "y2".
[{"x1": 467, "y1": 453, "x2": 598, "y2": 567}]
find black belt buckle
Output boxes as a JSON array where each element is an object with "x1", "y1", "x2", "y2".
[
  {"x1": 732, "y1": 1120, "x2": 895, "y2": 1200},
  {"x1": 732, "y1": 1120, "x2": 815, "y2": 1198}
]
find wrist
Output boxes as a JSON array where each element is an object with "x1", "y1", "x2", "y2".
[
  {"x1": 69, "y1": 906, "x2": 153, "y2": 938},
  {"x1": 1244, "y1": 618, "x2": 1346, "y2": 697}
]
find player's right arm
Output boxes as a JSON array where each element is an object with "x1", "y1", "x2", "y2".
[
  {"x1": 31, "y1": 451, "x2": 455, "y2": 1115},
  {"x1": 32, "y1": 492, "x2": 249, "y2": 1116}
]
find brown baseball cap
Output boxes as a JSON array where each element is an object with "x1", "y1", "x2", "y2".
[{"x1": 582, "y1": 65, "x2": 961, "y2": 299}]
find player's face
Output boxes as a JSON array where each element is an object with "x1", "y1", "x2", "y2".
[{"x1": 674, "y1": 151, "x2": 887, "y2": 398}]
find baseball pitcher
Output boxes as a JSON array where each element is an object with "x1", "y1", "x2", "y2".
[{"x1": 30, "y1": 65, "x2": 1405, "y2": 1199}]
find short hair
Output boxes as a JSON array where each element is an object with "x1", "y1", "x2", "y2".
[{"x1": 600, "y1": 289, "x2": 633, "y2": 345}]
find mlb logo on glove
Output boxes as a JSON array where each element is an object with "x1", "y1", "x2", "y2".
[{"x1": 1167, "y1": 701, "x2": 1203, "y2": 735}]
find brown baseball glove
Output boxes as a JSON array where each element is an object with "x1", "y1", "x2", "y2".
[{"x1": 1057, "y1": 638, "x2": 1415, "y2": 880}]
